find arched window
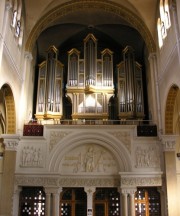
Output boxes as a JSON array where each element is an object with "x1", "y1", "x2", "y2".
[
  {"x1": 164, "y1": 0, "x2": 171, "y2": 29},
  {"x1": 15, "y1": 20, "x2": 21, "y2": 37},
  {"x1": 11, "y1": 0, "x2": 24, "y2": 44},
  {"x1": 157, "y1": 18, "x2": 163, "y2": 48},
  {"x1": 157, "y1": 0, "x2": 171, "y2": 48},
  {"x1": 12, "y1": 10, "x2": 17, "y2": 27}
]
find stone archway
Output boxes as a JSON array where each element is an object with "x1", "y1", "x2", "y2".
[
  {"x1": 0, "y1": 84, "x2": 16, "y2": 134},
  {"x1": 48, "y1": 130, "x2": 132, "y2": 173},
  {"x1": 165, "y1": 85, "x2": 179, "y2": 134},
  {"x1": 25, "y1": 0, "x2": 155, "y2": 53}
]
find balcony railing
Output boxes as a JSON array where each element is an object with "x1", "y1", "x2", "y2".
[{"x1": 23, "y1": 119, "x2": 157, "y2": 137}]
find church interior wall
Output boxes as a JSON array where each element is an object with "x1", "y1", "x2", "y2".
[{"x1": 1, "y1": 0, "x2": 180, "y2": 215}]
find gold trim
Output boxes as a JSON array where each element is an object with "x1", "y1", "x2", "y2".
[
  {"x1": 3, "y1": 85, "x2": 16, "y2": 134},
  {"x1": 68, "y1": 48, "x2": 80, "y2": 55},
  {"x1": 165, "y1": 85, "x2": 179, "y2": 134},
  {"x1": 83, "y1": 33, "x2": 97, "y2": 43},
  {"x1": 72, "y1": 113, "x2": 108, "y2": 120}
]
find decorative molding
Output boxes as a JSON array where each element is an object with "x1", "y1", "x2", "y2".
[
  {"x1": 160, "y1": 135, "x2": 178, "y2": 151},
  {"x1": 120, "y1": 176, "x2": 162, "y2": 187},
  {"x1": 3, "y1": 41, "x2": 23, "y2": 82},
  {"x1": 1, "y1": 134, "x2": 20, "y2": 151},
  {"x1": 109, "y1": 131, "x2": 131, "y2": 153},
  {"x1": 49, "y1": 131, "x2": 71, "y2": 151},
  {"x1": 15, "y1": 176, "x2": 120, "y2": 187},
  {"x1": 15, "y1": 174, "x2": 162, "y2": 188},
  {"x1": 121, "y1": 188, "x2": 137, "y2": 194}
]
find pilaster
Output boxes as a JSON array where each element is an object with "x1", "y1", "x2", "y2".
[
  {"x1": 18, "y1": 51, "x2": 33, "y2": 133},
  {"x1": 148, "y1": 52, "x2": 162, "y2": 133},
  {"x1": 0, "y1": 134, "x2": 20, "y2": 216},
  {"x1": 161, "y1": 135, "x2": 178, "y2": 216},
  {"x1": 12, "y1": 186, "x2": 21, "y2": 216}
]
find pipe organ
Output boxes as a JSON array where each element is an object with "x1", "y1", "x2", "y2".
[
  {"x1": 35, "y1": 46, "x2": 64, "y2": 121},
  {"x1": 66, "y1": 34, "x2": 114, "y2": 120},
  {"x1": 117, "y1": 46, "x2": 144, "y2": 119},
  {"x1": 35, "y1": 35, "x2": 144, "y2": 122}
]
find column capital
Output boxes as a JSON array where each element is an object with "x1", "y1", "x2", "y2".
[
  {"x1": 148, "y1": 52, "x2": 157, "y2": 61},
  {"x1": 0, "y1": 134, "x2": 20, "y2": 151},
  {"x1": 5, "y1": 1, "x2": 12, "y2": 11},
  {"x1": 84, "y1": 187, "x2": 96, "y2": 195},
  {"x1": 44, "y1": 186, "x2": 62, "y2": 195},
  {"x1": 24, "y1": 51, "x2": 33, "y2": 61},
  {"x1": 121, "y1": 188, "x2": 136, "y2": 195},
  {"x1": 160, "y1": 134, "x2": 178, "y2": 151}
]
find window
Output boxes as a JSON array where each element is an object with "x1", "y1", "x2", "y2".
[
  {"x1": 135, "y1": 187, "x2": 161, "y2": 216},
  {"x1": 12, "y1": 10, "x2": 17, "y2": 27},
  {"x1": 157, "y1": 0, "x2": 171, "y2": 48},
  {"x1": 94, "y1": 188, "x2": 120, "y2": 216},
  {"x1": 15, "y1": 20, "x2": 21, "y2": 37},
  {"x1": 19, "y1": 187, "x2": 46, "y2": 216},
  {"x1": 60, "y1": 188, "x2": 87, "y2": 216},
  {"x1": 11, "y1": 0, "x2": 24, "y2": 44}
]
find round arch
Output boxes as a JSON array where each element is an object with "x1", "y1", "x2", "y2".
[
  {"x1": 25, "y1": 0, "x2": 156, "y2": 53},
  {"x1": 49, "y1": 130, "x2": 132, "y2": 173},
  {"x1": 165, "y1": 84, "x2": 179, "y2": 134},
  {"x1": 0, "y1": 84, "x2": 16, "y2": 134}
]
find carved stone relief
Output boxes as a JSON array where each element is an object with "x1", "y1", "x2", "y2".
[
  {"x1": 15, "y1": 176, "x2": 120, "y2": 187},
  {"x1": 49, "y1": 131, "x2": 71, "y2": 152},
  {"x1": 135, "y1": 145, "x2": 160, "y2": 168},
  {"x1": 109, "y1": 131, "x2": 131, "y2": 153},
  {"x1": 20, "y1": 146, "x2": 43, "y2": 167},
  {"x1": 60, "y1": 144, "x2": 118, "y2": 174},
  {"x1": 121, "y1": 176, "x2": 162, "y2": 187}
]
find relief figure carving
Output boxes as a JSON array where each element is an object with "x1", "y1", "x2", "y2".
[{"x1": 21, "y1": 146, "x2": 43, "y2": 167}]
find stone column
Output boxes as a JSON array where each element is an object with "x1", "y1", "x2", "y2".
[
  {"x1": 161, "y1": 135, "x2": 178, "y2": 216},
  {"x1": 44, "y1": 188, "x2": 52, "y2": 216},
  {"x1": 148, "y1": 53, "x2": 162, "y2": 132},
  {"x1": 158, "y1": 186, "x2": 168, "y2": 216},
  {"x1": 129, "y1": 189, "x2": 136, "y2": 216},
  {"x1": 0, "y1": 134, "x2": 20, "y2": 216},
  {"x1": 18, "y1": 51, "x2": 33, "y2": 132},
  {"x1": 121, "y1": 190, "x2": 128, "y2": 216},
  {"x1": 12, "y1": 186, "x2": 21, "y2": 216},
  {"x1": 84, "y1": 187, "x2": 95, "y2": 216},
  {"x1": 51, "y1": 187, "x2": 62, "y2": 216}
]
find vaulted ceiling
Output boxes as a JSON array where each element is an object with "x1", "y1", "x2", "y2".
[{"x1": 23, "y1": 0, "x2": 158, "y2": 67}]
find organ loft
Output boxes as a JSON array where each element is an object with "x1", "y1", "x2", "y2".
[{"x1": 35, "y1": 34, "x2": 144, "y2": 122}]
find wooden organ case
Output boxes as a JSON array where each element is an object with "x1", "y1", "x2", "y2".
[
  {"x1": 35, "y1": 46, "x2": 64, "y2": 121},
  {"x1": 34, "y1": 35, "x2": 145, "y2": 123},
  {"x1": 117, "y1": 46, "x2": 144, "y2": 120},
  {"x1": 66, "y1": 34, "x2": 114, "y2": 120}
]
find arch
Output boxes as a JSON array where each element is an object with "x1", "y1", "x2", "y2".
[
  {"x1": 49, "y1": 130, "x2": 132, "y2": 173},
  {"x1": 25, "y1": 0, "x2": 155, "y2": 53},
  {"x1": 0, "y1": 84, "x2": 16, "y2": 134},
  {"x1": 165, "y1": 84, "x2": 179, "y2": 134}
]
